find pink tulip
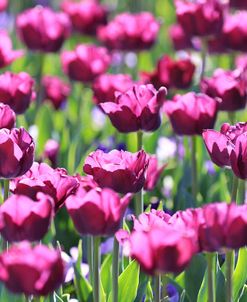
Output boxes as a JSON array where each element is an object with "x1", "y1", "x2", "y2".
[
  {"x1": 144, "y1": 155, "x2": 167, "y2": 191},
  {"x1": 0, "y1": 103, "x2": 16, "y2": 129}
]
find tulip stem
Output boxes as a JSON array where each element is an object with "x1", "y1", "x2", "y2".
[
  {"x1": 3, "y1": 179, "x2": 9, "y2": 201},
  {"x1": 200, "y1": 38, "x2": 207, "y2": 81},
  {"x1": 206, "y1": 253, "x2": 216, "y2": 302},
  {"x1": 226, "y1": 250, "x2": 234, "y2": 302},
  {"x1": 93, "y1": 236, "x2": 100, "y2": 302},
  {"x1": 87, "y1": 236, "x2": 93, "y2": 285},
  {"x1": 228, "y1": 112, "x2": 235, "y2": 125},
  {"x1": 230, "y1": 174, "x2": 239, "y2": 203},
  {"x1": 135, "y1": 131, "x2": 144, "y2": 216},
  {"x1": 191, "y1": 136, "x2": 198, "y2": 201},
  {"x1": 153, "y1": 275, "x2": 161, "y2": 302},
  {"x1": 112, "y1": 236, "x2": 119, "y2": 302}
]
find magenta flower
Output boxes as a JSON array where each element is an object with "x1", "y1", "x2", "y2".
[
  {"x1": 201, "y1": 69, "x2": 247, "y2": 111},
  {"x1": 42, "y1": 76, "x2": 71, "y2": 110},
  {"x1": 99, "y1": 84, "x2": 167, "y2": 133},
  {"x1": 83, "y1": 149, "x2": 149, "y2": 194},
  {"x1": 92, "y1": 73, "x2": 134, "y2": 105},
  {"x1": 0, "y1": 242, "x2": 64, "y2": 296},
  {"x1": 0, "y1": 104, "x2": 16, "y2": 130},
  {"x1": 66, "y1": 188, "x2": 131, "y2": 236},
  {"x1": 164, "y1": 92, "x2": 218, "y2": 135},
  {"x1": 61, "y1": 0, "x2": 107, "y2": 35},
  {"x1": 144, "y1": 155, "x2": 167, "y2": 191},
  {"x1": 0, "y1": 193, "x2": 54, "y2": 242},
  {"x1": 169, "y1": 24, "x2": 194, "y2": 51},
  {"x1": 16, "y1": 6, "x2": 71, "y2": 52},
  {"x1": 0, "y1": 30, "x2": 23, "y2": 69},
  {"x1": 43, "y1": 139, "x2": 59, "y2": 168},
  {"x1": 61, "y1": 44, "x2": 111, "y2": 82},
  {"x1": 229, "y1": 0, "x2": 247, "y2": 9},
  {"x1": 0, "y1": 71, "x2": 35, "y2": 114},
  {"x1": 0, "y1": 0, "x2": 7, "y2": 12},
  {"x1": 97, "y1": 12, "x2": 160, "y2": 51}
]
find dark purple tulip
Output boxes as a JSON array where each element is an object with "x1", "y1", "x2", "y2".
[
  {"x1": 0, "y1": 242, "x2": 64, "y2": 296},
  {"x1": 229, "y1": 0, "x2": 247, "y2": 10},
  {"x1": 100, "y1": 84, "x2": 167, "y2": 133},
  {"x1": 0, "y1": 128, "x2": 34, "y2": 178},
  {"x1": 16, "y1": 6, "x2": 71, "y2": 52},
  {"x1": 169, "y1": 23, "x2": 194, "y2": 51},
  {"x1": 43, "y1": 139, "x2": 59, "y2": 167},
  {"x1": 0, "y1": 103, "x2": 16, "y2": 129},
  {"x1": 61, "y1": 44, "x2": 111, "y2": 82},
  {"x1": 164, "y1": 92, "x2": 218, "y2": 135},
  {"x1": 0, "y1": 193, "x2": 54, "y2": 242},
  {"x1": 201, "y1": 69, "x2": 247, "y2": 111},
  {"x1": 83, "y1": 149, "x2": 149, "y2": 194}
]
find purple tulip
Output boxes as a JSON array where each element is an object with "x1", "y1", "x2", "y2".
[{"x1": 0, "y1": 103, "x2": 16, "y2": 129}]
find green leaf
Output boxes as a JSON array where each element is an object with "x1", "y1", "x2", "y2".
[
  {"x1": 233, "y1": 247, "x2": 247, "y2": 301},
  {"x1": 239, "y1": 285, "x2": 247, "y2": 302},
  {"x1": 100, "y1": 254, "x2": 112, "y2": 299}
]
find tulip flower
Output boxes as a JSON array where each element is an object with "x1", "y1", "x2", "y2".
[
  {"x1": 83, "y1": 149, "x2": 149, "y2": 194},
  {"x1": 43, "y1": 139, "x2": 59, "y2": 167},
  {"x1": 141, "y1": 55, "x2": 195, "y2": 90},
  {"x1": 0, "y1": 242, "x2": 64, "y2": 296},
  {"x1": 16, "y1": 6, "x2": 71, "y2": 52},
  {"x1": 11, "y1": 162, "x2": 79, "y2": 211},
  {"x1": 92, "y1": 73, "x2": 134, "y2": 105},
  {"x1": 229, "y1": 0, "x2": 247, "y2": 11},
  {"x1": 201, "y1": 69, "x2": 247, "y2": 111},
  {"x1": 99, "y1": 84, "x2": 167, "y2": 133},
  {"x1": 61, "y1": 44, "x2": 111, "y2": 82},
  {"x1": 0, "y1": 71, "x2": 35, "y2": 114},
  {"x1": 144, "y1": 155, "x2": 167, "y2": 191},
  {"x1": 61, "y1": 0, "x2": 107, "y2": 35},
  {"x1": 175, "y1": 0, "x2": 224, "y2": 37},
  {"x1": 66, "y1": 188, "x2": 131, "y2": 236},
  {"x1": 0, "y1": 30, "x2": 23, "y2": 69},
  {"x1": 0, "y1": 193, "x2": 54, "y2": 242},
  {"x1": 164, "y1": 92, "x2": 218, "y2": 135},
  {"x1": 169, "y1": 24, "x2": 194, "y2": 51},
  {"x1": 0, "y1": 104, "x2": 16, "y2": 129},
  {"x1": 0, "y1": 0, "x2": 7, "y2": 11},
  {"x1": 0, "y1": 128, "x2": 34, "y2": 178},
  {"x1": 97, "y1": 12, "x2": 160, "y2": 51},
  {"x1": 42, "y1": 76, "x2": 71, "y2": 110}
]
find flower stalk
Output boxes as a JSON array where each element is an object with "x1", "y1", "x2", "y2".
[
  {"x1": 93, "y1": 236, "x2": 100, "y2": 302},
  {"x1": 135, "y1": 130, "x2": 143, "y2": 215}
]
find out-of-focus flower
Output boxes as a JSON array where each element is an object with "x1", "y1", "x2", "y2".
[
  {"x1": 43, "y1": 139, "x2": 59, "y2": 168},
  {"x1": 83, "y1": 149, "x2": 149, "y2": 194},
  {"x1": 144, "y1": 155, "x2": 167, "y2": 191},
  {"x1": 97, "y1": 12, "x2": 159, "y2": 51},
  {"x1": 141, "y1": 55, "x2": 195, "y2": 90},
  {"x1": 11, "y1": 162, "x2": 79, "y2": 211},
  {"x1": 66, "y1": 188, "x2": 131, "y2": 236},
  {"x1": 42, "y1": 76, "x2": 71, "y2": 110},
  {"x1": 166, "y1": 284, "x2": 180, "y2": 302},
  {"x1": 61, "y1": 44, "x2": 111, "y2": 82},
  {"x1": 100, "y1": 84, "x2": 167, "y2": 133},
  {"x1": 0, "y1": 242, "x2": 64, "y2": 296},
  {"x1": 61, "y1": 0, "x2": 107, "y2": 35},
  {"x1": 96, "y1": 136, "x2": 126, "y2": 153},
  {"x1": 222, "y1": 12, "x2": 247, "y2": 52},
  {"x1": 201, "y1": 69, "x2": 247, "y2": 111},
  {"x1": 91, "y1": 106, "x2": 106, "y2": 129},
  {"x1": 101, "y1": 237, "x2": 114, "y2": 254},
  {"x1": 0, "y1": 103, "x2": 16, "y2": 129},
  {"x1": 204, "y1": 160, "x2": 216, "y2": 175},
  {"x1": 0, "y1": 193, "x2": 54, "y2": 242},
  {"x1": 169, "y1": 24, "x2": 194, "y2": 51},
  {"x1": 16, "y1": 6, "x2": 71, "y2": 52},
  {"x1": 175, "y1": 0, "x2": 224, "y2": 37},
  {"x1": 0, "y1": 128, "x2": 34, "y2": 178},
  {"x1": 92, "y1": 73, "x2": 134, "y2": 105},
  {"x1": 164, "y1": 92, "x2": 218, "y2": 135},
  {"x1": 229, "y1": 0, "x2": 247, "y2": 11},
  {"x1": 0, "y1": 30, "x2": 23, "y2": 68},
  {"x1": 207, "y1": 34, "x2": 227, "y2": 55},
  {"x1": 156, "y1": 137, "x2": 177, "y2": 162},
  {"x1": 0, "y1": 0, "x2": 7, "y2": 12},
  {"x1": 0, "y1": 71, "x2": 35, "y2": 114}
]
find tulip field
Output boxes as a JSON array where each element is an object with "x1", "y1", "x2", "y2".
[{"x1": 0, "y1": 0, "x2": 247, "y2": 301}]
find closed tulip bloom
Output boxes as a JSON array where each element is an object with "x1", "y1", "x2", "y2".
[
  {"x1": 0, "y1": 128, "x2": 34, "y2": 178},
  {"x1": 11, "y1": 162, "x2": 79, "y2": 211},
  {"x1": 0, "y1": 30, "x2": 23, "y2": 69},
  {"x1": 175, "y1": 0, "x2": 224, "y2": 37},
  {"x1": 16, "y1": 6, "x2": 71, "y2": 52},
  {"x1": 164, "y1": 92, "x2": 218, "y2": 135},
  {"x1": 61, "y1": 44, "x2": 111, "y2": 82},
  {"x1": 229, "y1": 0, "x2": 247, "y2": 10},
  {"x1": 202, "y1": 122, "x2": 247, "y2": 169},
  {"x1": 0, "y1": 104, "x2": 16, "y2": 129},
  {"x1": 97, "y1": 12, "x2": 159, "y2": 51},
  {"x1": 141, "y1": 55, "x2": 195, "y2": 90},
  {"x1": 66, "y1": 188, "x2": 131, "y2": 236},
  {"x1": 223, "y1": 12, "x2": 247, "y2": 52},
  {"x1": 83, "y1": 149, "x2": 149, "y2": 194},
  {"x1": 0, "y1": 0, "x2": 7, "y2": 11},
  {"x1": 61, "y1": 0, "x2": 107, "y2": 35},
  {"x1": 0, "y1": 242, "x2": 64, "y2": 296},
  {"x1": 92, "y1": 73, "x2": 134, "y2": 105},
  {"x1": 144, "y1": 155, "x2": 167, "y2": 191},
  {"x1": 197, "y1": 202, "x2": 247, "y2": 251},
  {"x1": 43, "y1": 139, "x2": 59, "y2": 167},
  {"x1": 0, "y1": 72, "x2": 35, "y2": 114},
  {"x1": 169, "y1": 24, "x2": 194, "y2": 51},
  {"x1": 0, "y1": 193, "x2": 54, "y2": 242},
  {"x1": 201, "y1": 69, "x2": 247, "y2": 111},
  {"x1": 100, "y1": 84, "x2": 167, "y2": 133},
  {"x1": 42, "y1": 76, "x2": 71, "y2": 110}
]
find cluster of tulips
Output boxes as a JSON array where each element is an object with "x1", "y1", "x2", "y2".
[{"x1": 0, "y1": 0, "x2": 246, "y2": 302}]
